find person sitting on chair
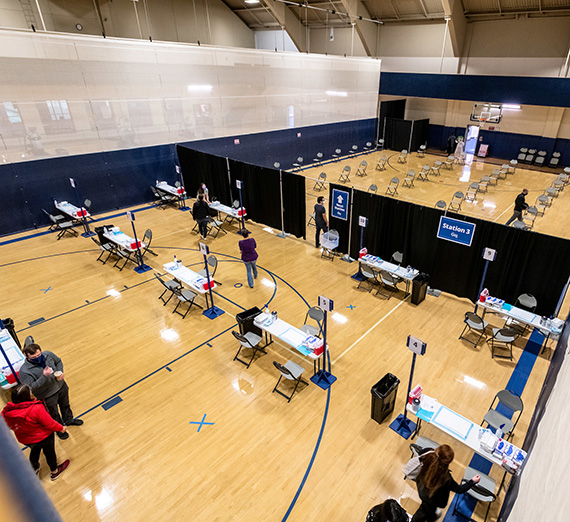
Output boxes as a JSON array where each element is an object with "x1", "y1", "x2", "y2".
[{"x1": 193, "y1": 193, "x2": 210, "y2": 240}]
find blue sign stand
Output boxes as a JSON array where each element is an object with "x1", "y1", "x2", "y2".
[
  {"x1": 311, "y1": 296, "x2": 337, "y2": 390},
  {"x1": 127, "y1": 211, "x2": 151, "y2": 274},
  {"x1": 200, "y1": 243, "x2": 224, "y2": 320},
  {"x1": 175, "y1": 165, "x2": 189, "y2": 211},
  {"x1": 390, "y1": 336, "x2": 426, "y2": 440},
  {"x1": 474, "y1": 248, "x2": 496, "y2": 314},
  {"x1": 236, "y1": 180, "x2": 246, "y2": 234},
  {"x1": 351, "y1": 216, "x2": 367, "y2": 281},
  {"x1": 70, "y1": 178, "x2": 95, "y2": 238}
]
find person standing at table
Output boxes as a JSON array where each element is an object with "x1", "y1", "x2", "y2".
[
  {"x1": 314, "y1": 196, "x2": 328, "y2": 249},
  {"x1": 238, "y1": 229, "x2": 258, "y2": 288},
  {"x1": 197, "y1": 181, "x2": 210, "y2": 204},
  {"x1": 505, "y1": 188, "x2": 529, "y2": 226},
  {"x1": 193, "y1": 193, "x2": 210, "y2": 240},
  {"x1": 19, "y1": 343, "x2": 83, "y2": 440},
  {"x1": 2, "y1": 384, "x2": 70, "y2": 480},
  {"x1": 411, "y1": 445, "x2": 480, "y2": 522}
]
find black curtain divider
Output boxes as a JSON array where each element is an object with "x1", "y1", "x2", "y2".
[
  {"x1": 328, "y1": 183, "x2": 353, "y2": 254},
  {"x1": 350, "y1": 189, "x2": 570, "y2": 316},
  {"x1": 385, "y1": 118, "x2": 412, "y2": 151},
  {"x1": 228, "y1": 160, "x2": 282, "y2": 232},
  {"x1": 282, "y1": 170, "x2": 306, "y2": 239},
  {"x1": 410, "y1": 119, "x2": 430, "y2": 150},
  {"x1": 176, "y1": 146, "x2": 231, "y2": 205}
]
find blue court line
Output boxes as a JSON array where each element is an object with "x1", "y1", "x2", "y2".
[
  {"x1": 281, "y1": 387, "x2": 331, "y2": 521},
  {"x1": 27, "y1": 317, "x2": 45, "y2": 326},
  {"x1": 442, "y1": 328, "x2": 545, "y2": 522},
  {"x1": 102, "y1": 396, "x2": 123, "y2": 411}
]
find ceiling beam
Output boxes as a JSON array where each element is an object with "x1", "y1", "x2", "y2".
[
  {"x1": 335, "y1": 0, "x2": 379, "y2": 56},
  {"x1": 262, "y1": 0, "x2": 308, "y2": 51},
  {"x1": 441, "y1": 0, "x2": 467, "y2": 58}
]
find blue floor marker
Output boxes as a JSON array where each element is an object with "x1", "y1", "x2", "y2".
[
  {"x1": 40, "y1": 286, "x2": 52, "y2": 294},
  {"x1": 189, "y1": 414, "x2": 215, "y2": 433},
  {"x1": 165, "y1": 367, "x2": 172, "y2": 372},
  {"x1": 234, "y1": 283, "x2": 243, "y2": 288},
  {"x1": 441, "y1": 328, "x2": 545, "y2": 522},
  {"x1": 206, "y1": 343, "x2": 212, "y2": 347},
  {"x1": 102, "y1": 396, "x2": 122, "y2": 411},
  {"x1": 28, "y1": 317, "x2": 45, "y2": 326},
  {"x1": 346, "y1": 305, "x2": 355, "y2": 310}
]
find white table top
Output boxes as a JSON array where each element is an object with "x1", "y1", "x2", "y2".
[
  {"x1": 55, "y1": 200, "x2": 90, "y2": 219},
  {"x1": 480, "y1": 299, "x2": 563, "y2": 339},
  {"x1": 360, "y1": 255, "x2": 419, "y2": 281},
  {"x1": 254, "y1": 313, "x2": 322, "y2": 360},
  {"x1": 163, "y1": 261, "x2": 215, "y2": 295},
  {"x1": 210, "y1": 201, "x2": 241, "y2": 218},
  {"x1": 156, "y1": 181, "x2": 185, "y2": 196},
  {"x1": 407, "y1": 393, "x2": 524, "y2": 474},
  {"x1": 0, "y1": 328, "x2": 25, "y2": 390},
  {"x1": 103, "y1": 227, "x2": 145, "y2": 252}
]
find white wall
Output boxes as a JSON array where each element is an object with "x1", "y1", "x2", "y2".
[
  {"x1": 255, "y1": 29, "x2": 298, "y2": 53},
  {"x1": 308, "y1": 26, "x2": 368, "y2": 58},
  {"x1": 0, "y1": 29, "x2": 380, "y2": 163}
]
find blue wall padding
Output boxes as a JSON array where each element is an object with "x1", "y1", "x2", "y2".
[
  {"x1": 379, "y1": 72, "x2": 570, "y2": 108},
  {"x1": 180, "y1": 118, "x2": 378, "y2": 171}
]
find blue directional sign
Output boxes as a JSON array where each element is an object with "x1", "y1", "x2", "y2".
[
  {"x1": 437, "y1": 216, "x2": 476, "y2": 247},
  {"x1": 332, "y1": 189, "x2": 349, "y2": 220}
]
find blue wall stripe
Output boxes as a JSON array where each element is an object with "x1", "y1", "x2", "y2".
[{"x1": 442, "y1": 329, "x2": 545, "y2": 521}]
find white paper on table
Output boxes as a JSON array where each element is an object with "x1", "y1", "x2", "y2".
[
  {"x1": 431, "y1": 407, "x2": 473, "y2": 440},
  {"x1": 280, "y1": 328, "x2": 306, "y2": 348},
  {"x1": 421, "y1": 396, "x2": 439, "y2": 413}
]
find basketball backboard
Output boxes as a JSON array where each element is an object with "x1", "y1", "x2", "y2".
[{"x1": 470, "y1": 103, "x2": 502, "y2": 124}]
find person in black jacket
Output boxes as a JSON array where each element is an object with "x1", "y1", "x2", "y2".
[
  {"x1": 505, "y1": 188, "x2": 529, "y2": 226},
  {"x1": 192, "y1": 193, "x2": 210, "y2": 239},
  {"x1": 411, "y1": 445, "x2": 480, "y2": 522},
  {"x1": 366, "y1": 499, "x2": 409, "y2": 522}
]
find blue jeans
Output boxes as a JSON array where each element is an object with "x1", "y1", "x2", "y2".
[{"x1": 244, "y1": 260, "x2": 258, "y2": 288}]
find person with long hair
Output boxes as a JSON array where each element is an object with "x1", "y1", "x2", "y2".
[
  {"x1": 238, "y1": 228, "x2": 258, "y2": 288},
  {"x1": 411, "y1": 444, "x2": 480, "y2": 522},
  {"x1": 2, "y1": 384, "x2": 70, "y2": 480}
]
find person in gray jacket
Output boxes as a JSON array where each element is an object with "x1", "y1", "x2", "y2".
[{"x1": 19, "y1": 343, "x2": 83, "y2": 440}]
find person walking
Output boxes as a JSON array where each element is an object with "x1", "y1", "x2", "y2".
[
  {"x1": 505, "y1": 188, "x2": 529, "y2": 226},
  {"x1": 19, "y1": 343, "x2": 83, "y2": 440},
  {"x1": 2, "y1": 384, "x2": 70, "y2": 480},
  {"x1": 411, "y1": 444, "x2": 480, "y2": 522},
  {"x1": 314, "y1": 196, "x2": 328, "y2": 248},
  {"x1": 192, "y1": 193, "x2": 210, "y2": 239},
  {"x1": 238, "y1": 229, "x2": 258, "y2": 288}
]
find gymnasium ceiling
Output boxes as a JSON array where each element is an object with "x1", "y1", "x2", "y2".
[{"x1": 222, "y1": 0, "x2": 570, "y2": 28}]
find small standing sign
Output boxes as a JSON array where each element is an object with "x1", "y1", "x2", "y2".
[{"x1": 311, "y1": 296, "x2": 337, "y2": 390}]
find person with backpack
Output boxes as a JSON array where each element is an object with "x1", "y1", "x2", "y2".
[
  {"x1": 410, "y1": 444, "x2": 480, "y2": 521},
  {"x1": 2, "y1": 384, "x2": 70, "y2": 480}
]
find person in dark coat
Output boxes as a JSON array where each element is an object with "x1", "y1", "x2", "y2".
[
  {"x1": 192, "y1": 193, "x2": 210, "y2": 239},
  {"x1": 2, "y1": 384, "x2": 70, "y2": 480},
  {"x1": 314, "y1": 196, "x2": 328, "y2": 248},
  {"x1": 238, "y1": 229, "x2": 258, "y2": 288},
  {"x1": 446, "y1": 134, "x2": 456, "y2": 155},
  {"x1": 505, "y1": 188, "x2": 529, "y2": 226},
  {"x1": 411, "y1": 444, "x2": 480, "y2": 522}
]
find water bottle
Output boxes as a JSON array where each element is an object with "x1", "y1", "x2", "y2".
[
  {"x1": 174, "y1": 255, "x2": 178, "y2": 265},
  {"x1": 0, "y1": 371, "x2": 8, "y2": 387},
  {"x1": 496, "y1": 423, "x2": 505, "y2": 440}
]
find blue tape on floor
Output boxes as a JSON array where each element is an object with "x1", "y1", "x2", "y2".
[
  {"x1": 166, "y1": 367, "x2": 172, "y2": 372},
  {"x1": 441, "y1": 329, "x2": 544, "y2": 522},
  {"x1": 27, "y1": 317, "x2": 45, "y2": 326},
  {"x1": 101, "y1": 396, "x2": 123, "y2": 411}
]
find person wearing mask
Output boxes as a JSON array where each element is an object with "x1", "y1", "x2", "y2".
[
  {"x1": 19, "y1": 343, "x2": 83, "y2": 440},
  {"x1": 192, "y1": 193, "x2": 210, "y2": 240},
  {"x1": 411, "y1": 444, "x2": 480, "y2": 522},
  {"x1": 238, "y1": 229, "x2": 258, "y2": 288},
  {"x1": 2, "y1": 384, "x2": 70, "y2": 480},
  {"x1": 197, "y1": 182, "x2": 210, "y2": 204},
  {"x1": 505, "y1": 188, "x2": 529, "y2": 226},
  {"x1": 314, "y1": 196, "x2": 328, "y2": 249}
]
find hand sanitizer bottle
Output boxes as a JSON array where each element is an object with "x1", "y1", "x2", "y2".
[{"x1": 174, "y1": 255, "x2": 178, "y2": 265}]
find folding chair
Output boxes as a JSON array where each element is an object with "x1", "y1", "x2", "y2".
[
  {"x1": 313, "y1": 152, "x2": 323, "y2": 165},
  {"x1": 332, "y1": 148, "x2": 342, "y2": 162},
  {"x1": 534, "y1": 150, "x2": 547, "y2": 167},
  {"x1": 430, "y1": 161, "x2": 442, "y2": 176},
  {"x1": 321, "y1": 230, "x2": 339, "y2": 261},
  {"x1": 113, "y1": 246, "x2": 134, "y2": 271},
  {"x1": 358, "y1": 265, "x2": 379, "y2": 293},
  {"x1": 49, "y1": 214, "x2": 78, "y2": 240},
  {"x1": 313, "y1": 172, "x2": 327, "y2": 191},
  {"x1": 172, "y1": 286, "x2": 201, "y2": 318},
  {"x1": 307, "y1": 212, "x2": 316, "y2": 227},
  {"x1": 448, "y1": 191, "x2": 464, "y2": 212},
  {"x1": 464, "y1": 183, "x2": 478, "y2": 202},
  {"x1": 83, "y1": 199, "x2": 95, "y2": 222},
  {"x1": 391, "y1": 251, "x2": 403, "y2": 265},
  {"x1": 198, "y1": 255, "x2": 218, "y2": 281},
  {"x1": 434, "y1": 200, "x2": 446, "y2": 210},
  {"x1": 552, "y1": 180, "x2": 563, "y2": 196},
  {"x1": 481, "y1": 389, "x2": 523, "y2": 441},
  {"x1": 409, "y1": 436, "x2": 440, "y2": 458},
  {"x1": 376, "y1": 271, "x2": 401, "y2": 300},
  {"x1": 207, "y1": 215, "x2": 227, "y2": 238},
  {"x1": 355, "y1": 160, "x2": 368, "y2": 177},
  {"x1": 535, "y1": 195, "x2": 548, "y2": 216},
  {"x1": 24, "y1": 336, "x2": 35, "y2": 348},
  {"x1": 233, "y1": 330, "x2": 265, "y2": 369},
  {"x1": 489, "y1": 170, "x2": 500, "y2": 185},
  {"x1": 452, "y1": 467, "x2": 497, "y2": 522},
  {"x1": 397, "y1": 150, "x2": 408, "y2": 163},
  {"x1": 507, "y1": 159, "x2": 517, "y2": 174},
  {"x1": 43, "y1": 209, "x2": 65, "y2": 231},
  {"x1": 385, "y1": 177, "x2": 399, "y2": 197},
  {"x1": 458, "y1": 311, "x2": 488, "y2": 346},
  {"x1": 416, "y1": 144, "x2": 426, "y2": 158},
  {"x1": 512, "y1": 220, "x2": 528, "y2": 230},
  {"x1": 517, "y1": 148, "x2": 527, "y2": 162},
  {"x1": 478, "y1": 178, "x2": 489, "y2": 193},
  {"x1": 523, "y1": 206, "x2": 538, "y2": 229},
  {"x1": 443, "y1": 155, "x2": 454, "y2": 169},
  {"x1": 417, "y1": 165, "x2": 430, "y2": 181},
  {"x1": 292, "y1": 157, "x2": 303, "y2": 171},
  {"x1": 338, "y1": 165, "x2": 351, "y2": 183},
  {"x1": 375, "y1": 156, "x2": 387, "y2": 171},
  {"x1": 549, "y1": 152, "x2": 560, "y2": 168},
  {"x1": 487, "y1": 327, "x2": 519, "y2": 360},
  {"x1": 368, "y1": 184, "x2": 378, "y2": 194},
  {"x1": 300, "y1": 306, "x2": 324, "y2": 337},
  {"x1": 154, "y1": 273, "x2": 181, "y2": 306},
  {"x1": 91, "y1": 236, "x2": 118, "y2": 264},
  {"x1": 272, "y1": 361, "x2": 307, "y2": 403},
  {"x1": 524, "y1": 148, "x2": 536, "y2": 164},
  {"x1": 140, "y1": 229, "x2": 158, "y2": 258},
  {"x1": 402, "y1": 170, "x2": 415, "y2": 188}
]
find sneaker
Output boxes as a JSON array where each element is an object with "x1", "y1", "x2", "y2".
[
  {"x1": 50, "y1": 459, "x2": 70, "y2": 481},
  {"x1": 56, "y1": 431, "x2": 69, "y2": 440},
  {"x1": 67, "y1": 418, "x2": 84, "y2": 426},
  {"x1": 435, "y1": 508, "x2": 442, "y2": 518},
  {"x1": 32, "y1": 462, "x2": 40, "y2": 476}
]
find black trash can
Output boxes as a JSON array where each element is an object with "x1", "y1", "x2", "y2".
[
  {"x1": 1, "y1": 318, "x2": 21, "y2": 349},
  {"x1": 411, "y1": 273, "x2": 430, "y2": 305},
  {"x1": 371, "y1": 373, "x2": 400, "y2": 424},
  {"x1": 236, "y1": 307, "x2": 262, "y2": 337}
]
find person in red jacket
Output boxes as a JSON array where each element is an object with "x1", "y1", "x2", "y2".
[{"x1": 2, "y1": 384, "x2": 70, "y2": 481}]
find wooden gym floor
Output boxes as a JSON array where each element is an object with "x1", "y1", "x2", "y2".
[{"x1": 0, "y1": 152, "x2": 569, "y2": 521}]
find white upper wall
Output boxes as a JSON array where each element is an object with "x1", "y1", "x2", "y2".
[{"x1": 255, "y1": 30, "x2": 298, "y2": 53}]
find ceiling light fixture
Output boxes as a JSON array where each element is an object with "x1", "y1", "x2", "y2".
[{"x1": 245, "y1": 0, "x2": 260, "y2": 4}]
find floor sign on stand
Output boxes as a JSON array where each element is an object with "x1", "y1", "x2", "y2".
[
  {"x1": 127, "y1": 211, "x2": 151, "y2": 274},
  {"x1": 311, "y1": 295, "x2": 337, "y2": 390},
  {"x1": 200, "y1": 242, "x2": 224, "y2": 320}
]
